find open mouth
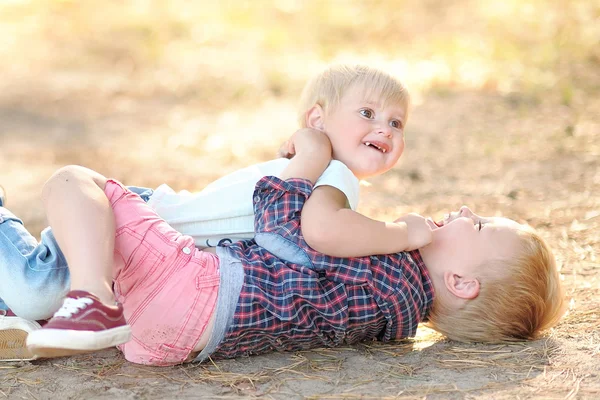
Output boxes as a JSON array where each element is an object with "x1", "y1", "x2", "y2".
[
  {"x1": 363, "y1": 141, "x2": 389, "y2": 153},
  {"x1": 426, "y1": 218, "x2": 443, "y2": 229}
]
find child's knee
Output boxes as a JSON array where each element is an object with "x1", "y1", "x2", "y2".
[
  {"x1": 42, "y1": 165, "x2": 82, "y2": 205},
  {"x1": 41, "y1": 165, "x2": 107, "y2": 206}
]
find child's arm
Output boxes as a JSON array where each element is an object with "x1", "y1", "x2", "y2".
[
  {"x1": 301, "y1": 186, "x2": 433, "y2": 258},
  {"x1": 277, "y1": 128, "x2": 332, "y2": 184},
  {"x1": 274, "y1": 128, "x2": 431, "y2": 258}
]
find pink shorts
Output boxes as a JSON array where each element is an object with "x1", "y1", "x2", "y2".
[{"x1": 104, "y1": 180, "x2": 220, "y2": 366}]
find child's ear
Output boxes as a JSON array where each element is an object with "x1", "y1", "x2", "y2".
[
  {"x1": 305, "y1": 104, "x2": 325, "y2": 131},
  {"x1": 443, "y1": 272, "x2": 480, "y2": 300}
]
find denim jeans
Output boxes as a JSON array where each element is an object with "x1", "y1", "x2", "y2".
[{"x1": 0, "y1": 186, "x2": 153, "y2": 319}]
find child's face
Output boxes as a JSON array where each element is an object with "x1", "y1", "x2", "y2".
[
  {"x1": 322, "y1": 85, "x2": 407, "y2": 180},
  {"x1": 424, "y1": 206, "x2": 523, "y2": 277}
]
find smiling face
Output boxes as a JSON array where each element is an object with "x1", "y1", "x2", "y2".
[
  {"x1": 319, "y1": 84, "x2": 407, "y2": 180},
  {"x1": 423, "y1": 206, "x2": 565, "y2": 343},
  {"x1": 420, "y1": 206, "x2": 524, "y2": 279}
]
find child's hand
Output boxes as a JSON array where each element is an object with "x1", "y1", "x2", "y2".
[
  {"x1": 393, "y1": 213, "x2": 433, "y2": 250},
  {"x1": 283, "y1": 128, "x2": 332, "y2": 160},
  {"x1": 277, "y1": 139, "x2": 294, "y2": 159},
  {"x1": 277, "y1": 128, "x2": 332, "y2": 183}
]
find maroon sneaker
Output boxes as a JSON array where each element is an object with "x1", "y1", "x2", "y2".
[
  {"x1": 26, "y1": 290, "x2": 131, "y2": 359},
  {"x1": 0, "y1": 309, "x2": 41, "y2": 361}
]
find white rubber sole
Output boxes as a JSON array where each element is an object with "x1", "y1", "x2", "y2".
[
  {"x1": 27, "y1": 325, "x2": 131, "y2": 359},
  {"x1": 0, "y1": 317, "x2": 41, "y2": 362}
]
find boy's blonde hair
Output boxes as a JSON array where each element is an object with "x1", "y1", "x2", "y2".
[
  {"x1": 297, "y1": 64, "x2": 410, "y2": 127},
  {"x1": 427, "y1": 228, "x2": 565, "y2": 343}
]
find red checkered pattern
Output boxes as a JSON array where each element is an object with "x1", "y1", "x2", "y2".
[{"x1": 212, "y1": 176, "x2": 434, "y2": 359}]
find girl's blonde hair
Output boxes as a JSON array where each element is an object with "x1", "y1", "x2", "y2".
[
  {"x1": 427, "y1": 228, "x2": 565, "y2": 343},
  {"x1": 297, "y1": 64, "x2": 410, "y2": 127}
]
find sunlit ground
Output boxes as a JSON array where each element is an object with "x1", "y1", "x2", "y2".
[{"x1": 412, "y1": 326, "x2": 444, "y2": 351}]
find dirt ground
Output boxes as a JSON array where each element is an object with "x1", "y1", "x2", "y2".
[
  {"x1": 1, "y1": 1, "x2": 599, "y2": 399},
  {"x1": 2, "y1": 87, "x2": 599, "y2": 399}
]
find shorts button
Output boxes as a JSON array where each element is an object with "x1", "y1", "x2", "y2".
[{"x1": 182, "y1": 247, "x2": 191, "y2": 255}]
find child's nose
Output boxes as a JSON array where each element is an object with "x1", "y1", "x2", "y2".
[{"x1": 375, "y1": 124, "x2": 392, "y2": 138}]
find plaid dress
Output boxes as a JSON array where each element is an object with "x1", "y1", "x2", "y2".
[{"x1": 212, "y1": 176, "x2": 434, "y2": 359}]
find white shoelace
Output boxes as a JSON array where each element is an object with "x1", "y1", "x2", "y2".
[{"x1": 53, "y1": 297, "x2": 94, "y2": 318}]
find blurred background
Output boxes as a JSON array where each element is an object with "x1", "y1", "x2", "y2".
[{"x1": 0, "y1": 0, "x2": 598, "y2": 249}]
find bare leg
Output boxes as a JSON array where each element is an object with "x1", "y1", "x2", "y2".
[
  {"x1": 25, "y1": 166, "x2": 130, "y2": 357},
  {"x1": 41, "y1": 165, "x2": 115, "y2": 305}
]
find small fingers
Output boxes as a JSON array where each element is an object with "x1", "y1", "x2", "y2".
[{"x1": 276, "y1": 140, "x2": 295, "y2": 159}]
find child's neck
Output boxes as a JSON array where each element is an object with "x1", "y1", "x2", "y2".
[
  {"x1": 418, "y1": 246, "x2": 459, "y2": 308},
  {"x1": 419, "y1": 247, "x2": 444, "y2": 291}
]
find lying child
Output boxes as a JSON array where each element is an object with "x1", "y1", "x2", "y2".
[{"x1": 24, "y1": 129, "x2": 565, "y2": 365}]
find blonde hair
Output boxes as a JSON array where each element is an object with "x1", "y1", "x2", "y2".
[
  {"x1": 427, "y1": 228, "x2": 565, "y2": 342},
  {"x1": 297, "y1": 64, "x2": 410, "y2": 127}
]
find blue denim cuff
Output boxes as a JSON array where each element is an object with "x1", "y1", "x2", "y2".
[
  {"x1": 126, "y1": 186, "x2": 154, "y2": 203},
  {"x1": 0, "y1": 207, "x2": 24, "y2": 225}
]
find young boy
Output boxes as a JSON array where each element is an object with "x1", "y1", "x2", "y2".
[
  {"x1": 0, "y1": 64, "x2": 412, "y2": 360},
  {"x1": 23, "y1": 130, "x2": 565, "y2": 365}
]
